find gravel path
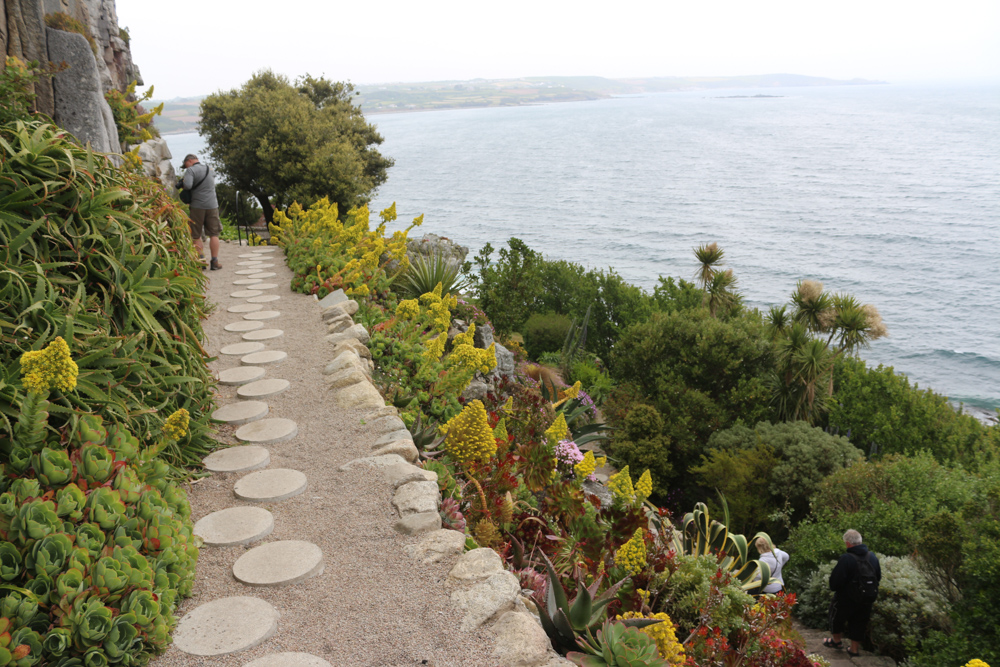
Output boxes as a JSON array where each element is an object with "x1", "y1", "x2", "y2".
[{"x1": 152, "y1": 242, "x2": 498, "y2": 667}]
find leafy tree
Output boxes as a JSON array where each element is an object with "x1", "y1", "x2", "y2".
[
  {"x1": 469, "y1": 238, "x2": 545, "y2": 337},
  {"x1": 198, "y1": 70, "x2": 393, "y2": 222}
]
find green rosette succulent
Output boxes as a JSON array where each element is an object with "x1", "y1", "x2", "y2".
[
  {"x1": 74, "y1": 524, "x2": 106, "y2": 558},
  {"x1": 102, "y1": 612, "x2": 138, "y2": 663},
  {"x1": 0, "y1": 493, "x2": 18, "y2": 517},
  {"x1": 42, "y1": 628, "x2": 73, "y2": 657},
  {"x1": 73, "y1": 416, "x2": 107, "y2": 449},
  {"x1": 0, "y1": 542, "x2": 23, "y2": 582},
  {"x1": 0, "y1": 594, "x2": 39, "y2": 627},
  {"x1": 141, "y1": 513, "x2": 179, "y2": 555},
  {"x1": 567, "y1": 619, "x2": 669, "y2": 667},
  {"x1": 9, "y1": 499, "x2": 61, "y2": 544},
  {"x1": 67, "y1": 547, "x2": 91, "y2": 575},
  {"x1": 9, "y1": 626, "x2": 42, "y2": 666},
  {"x1": 120, "y1": 590, "x2": 159, "y2": 628},
  {"x1": 82, "y1": 646, "x2": 108, "y2": 667},
  {"x1": 84, "y1": 489, "x2": 125, "y2": 532},
  {"x1": 160, "y1": 485, "x2": 190, "y2": 521},
  {"x1": 144, "y1": 616, "x2": 170, "y2": 653},
  {"x1": 24, "y1": 573, "x2": 53, "y2": 602},
  {"x1": 54, "y1": 568, "x2": 87, "y2": 605},
  {"x1": 135, "y1": 459, "x2": 169, "y2": 493},
  {"x1": 33, "y1": 449, "x2": 74, "y2": 488},
  {"x1": 91, "y1": 557, "x2": 128, "y2": 598},
  {"x1": 10, "y1": 480, "x2": 41, "y2": 504},
  {"x1": 103, "y1": 424, "x2": 139, "y2": 463},
  {"x1": 135, "y1": 489, "x2": 170, "y2": 523},
  {"x1": 77, "y1": 446, "x2": 115, "y2": 486},
  {"x1": 9, "y1": 448, "x2": 34, "y2": 476},
  {"x1": 112, "y1": 546, "x2": 152, "y2": 589},
  {"x1": 26, "y1": 533, "x2": 73, "y2": 578},
  {"x1": 66, "y1": 596, "x2": 113, "y2": 650},
  {"x1": 111, "y1": 467, "x2": 142, "y2": 505},
  {"x1": 54, "y1": 484, "x2": 87, "y2": 521}
]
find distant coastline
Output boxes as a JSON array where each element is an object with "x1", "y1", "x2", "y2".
[{"x1": 152, "y1": 72, "x2": 886, "y2": 134}]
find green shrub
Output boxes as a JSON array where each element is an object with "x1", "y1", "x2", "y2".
[
  {"x1": 469, "y1": 238, "x2": 544, "y2": 336},
  {"x1": 522, "y1": 313, "x2": 572, "y2": 359},
  {"x1": 696, "y1": 421, "x2": 862, "y2": 534},
  {"x1": 44, "y1": 12, "x2": 98, "y2": 56},
  {"x1": 608, "y1": 404, "x2": 674, "y2": 499},
  {"x1": 797, "y1": 556, "x2": 950, "y2": 662},
  {"x1": 823, "y1": 356, "x2": 998, "y2": 463},
  {"x1": 652, "y1": 552, "x2": 754, "y2": 636},
  {"x1": 0, "y1": 121, "x2": 215, "y2": 467},
  {"x1": 651, "y1": 275, "x2": 704, "y2": 313},
  {"x1": 569, "y1": 359, "x2": 615, "y2": 405}
]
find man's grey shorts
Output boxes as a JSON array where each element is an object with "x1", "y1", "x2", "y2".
[{"x1": 189, "y1": 207, "x2": 222, "y2": 240}]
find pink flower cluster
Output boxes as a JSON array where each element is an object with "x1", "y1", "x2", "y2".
[{"x1": 555, "y1": 439, "x2": 584, "y2": 468}]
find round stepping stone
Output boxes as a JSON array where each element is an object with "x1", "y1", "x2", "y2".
[
  {"x1": 173, "y1": 596, "x2": 278, "y2": 657},
  {"x1": 203, "y1": 444, "x2": 271, "y2": 471},
  {"x1": 237, "y1": 379, "x2": 290, "y2": 399},
  {"x1": 220, "y1": 341, "x2": 266, "y2": 356},
  {"x1": 237, "y1": 260, "x2": 266, "y2": 266},
  {"x1": 239, "y1": 253, "x2": 264, "y2": 258},
  {"x1": 241, "y1": 350, "x2": 287, "y2": 366},
  {"x1": 233, "y1": 278, "x2": 263, "y2": 286},
  {"x1": 248, "y1": 263, "x2": 275, "y2": 269},
  {"x1": 194, "y1": 506, "x2": 274, "y2": 546},
  {"x1": 225, "y1": 321, "x2": 265, "y2": 333},
  {"x1": 211, "y1": 401, "x2": 269, "y2": 425},
  {"x1": 235, "y1": 415, "x2": 296, "y2": 441},
  {"x1": 218, "y1": 366, "x2": 266, "y2": 386},
  {"x1": 251, "y1": 283, "x2": 278, "y2": 290},
  {"x1": 233, "y1": 468, "x2": 307, "y2": 501},
  {"x1": 247, "y1": 294, "x2": 280, "y2": 303},
  {"x1": 252, "y1": 248, "x2": 277, "y2": 254},
  {"x1": 245, "y1": 653, "x2": 333, "y2": 667},
  {"x1": 233, "y1": 540, "x2": 324, "y2": 587},
  {"x1": 242, "y1": 328, "x2": 283, "y2": 341},
  {"x1": 228, "y1": 303, "x2": 264, "y2": 313},
  {"x1": 236, "y1": 269, "x2": 265, "y2": 275},
  {"x1": 247, "y1": 272, "x2": 276, "y2": 279},
  {"x1": 231, "y1": 290, "x2": 263, "y2": 298},
  {"x1": 244, "y1": 310, "x2": 280, "y2": 321}
]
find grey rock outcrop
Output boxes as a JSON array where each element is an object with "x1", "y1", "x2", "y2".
[
  {"x1": 135, "y1": 137, "x2": 177, "y2": 193},
  {"x1": 47, "y1": 27, "x2": 119, "y2": 153},
  {"x1": 3, "y1": 0, "x2": 55, "y2": 116}
]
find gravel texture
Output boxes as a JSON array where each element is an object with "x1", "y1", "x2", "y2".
[{"x1": 152, "y1": 242, "x2": 497, "y2": 667}]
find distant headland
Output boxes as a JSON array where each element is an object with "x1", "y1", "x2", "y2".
[{"x1": 151, "y1": 73, "x2": 886, "y2": 134}]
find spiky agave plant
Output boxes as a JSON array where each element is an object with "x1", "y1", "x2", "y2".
[
  {"x1": 567, "y1": 618, "x2": 670, "y2": 667},
  {"x1": 397, "y1": 253, "x2": 469, "y2": 298}
]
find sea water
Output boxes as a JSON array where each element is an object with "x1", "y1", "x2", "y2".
[{"x1": 166, "y1": 83, "x2": 1000, "y2": 413}]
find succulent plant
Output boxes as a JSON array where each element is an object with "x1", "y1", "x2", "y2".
[
  {"x1": 73, "y1": 416, "x2": 108, "y2": 450},
  {"x1": 66, "y1": 595, "x2": 113, "y2": 651},
  {"x1": 9, "y1": 499, "x2": 61, "y2": 543},
  {"x1": 567, "y1": 619, "x2": 670, "y2": 667},
  {"x1": 54, "y1": 485, "x2": 87, "y2": 521},
  {"x1": 26, "y1": 533, "x2": 73, "y2": 578},
  {"x1": 9, "y1": 480, "x2": 41, "y2": 504},
  {"x1": 0, "y1": 544, "x2": 23, "y2": 583},
  {"x1": 84, "y1": 489, "x2": 125, "y2": 532},
  {"x1": 440, "y1": 497, "x2": 467, "y2": 532},
  {"x1": 33, "y1": 448, "x2": 74, "y2": 488},
  {"x1": 103, "y1": 425, "x2": 138, "y2": 462},
  {"x1": 76, "y1": 445, "x2": 115, "y2": 486}
]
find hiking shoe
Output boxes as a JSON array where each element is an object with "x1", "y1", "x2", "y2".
[{"x1": 210, "y1": 258, "x2": 222, "y2": 271}]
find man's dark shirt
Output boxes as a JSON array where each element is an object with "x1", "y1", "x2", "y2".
[{"x1": 829, "y1": 544, "x2": 882, "y2": 596}]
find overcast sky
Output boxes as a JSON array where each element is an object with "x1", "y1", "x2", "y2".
[{"x1": 118, "y1": 0, "x2": 1000, "y2": 99}]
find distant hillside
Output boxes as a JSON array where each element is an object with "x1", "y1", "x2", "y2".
[{"x1": 153, "y1": 73, "x2": 885, "y2": 131}]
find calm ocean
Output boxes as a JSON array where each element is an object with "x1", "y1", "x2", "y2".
[{"x1": 166, "y1": 83, "x2": 1000, "y2": 414}]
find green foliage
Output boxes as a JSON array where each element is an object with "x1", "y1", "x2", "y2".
[
  {"x1": 397, "y1": 254, "x2": 469, "y2": 299},
  {"x1": 650, "y1": 276, "x2": 703, "y2": 313},
  {"x1": 215, "y1": 182, "x2": 263, "y2": 231},
  {"x1": 44, "y1": 13, "x2": 98, "y2": 56},
  {"x1": 105, "y1": 81, "x2": 162, "y2": 149},
  {"x1": 608, "y1": 404, "x2": 674, "y2": 499},
  {"x1": 567, "y1": 618, "x2": 670, "y2": 667},
  {"x1": 696, "y1": 421, "x2": 862, "y2": 534},
  {"x1": 199, "y1": 70, "x2": 393, "y2": 221},
  {"x1": 652, "y1": 552, "x2": 753, "y2": 636},
  {"x1": 568, "y1": 360, "x2": 615, "y2": 406},
  {"x1": 523, "y1": 313, "x2": 573, "y2": 359},
  {"x1": 823, "y1": 355, "x2": 998, "y2": 463},
  {"x1": 469, "y1": 238, "x2": 545, "y2": 336},
  {"x1": 797, "y1": 556, "x2": 950, "y2": 662},
  {"x1": 0, "y1": 57, "x2": 60, "y2": 126},
  {"x1": 0, "y1": 121, "x2": 215, "y2": 466},
  {"x1": 609, "y1": 308, "x2": 775, "y2": 493}
]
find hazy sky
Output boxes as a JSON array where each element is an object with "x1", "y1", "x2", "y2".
[{"x1": 119, "y1": 0, "x2": 1000, "y2": 99}]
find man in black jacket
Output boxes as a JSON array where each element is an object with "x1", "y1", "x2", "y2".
[{"x1": 824, "y1": 529, "x2": 881, "y2": 657}]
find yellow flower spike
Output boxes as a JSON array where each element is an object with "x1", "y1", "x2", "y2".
[
  {"x1": 163, "y1": 408, "x2": 190, "y2": 441},
  {"x1": 544, "y1": 413, "x2": 569, "y2": 444},
  {"x1": 492, "y1": 418, "x2": 507, "y2": 442},
  {"x1": 614, "y1": 528, "x2": 647, "y2": 575},
  {"x1": 422, "y1": 332, "x2": 448, "y2": 363},
  {"x1": 574, "y1": 451, "x2": 597, "y2": 480},
  {"x1": 620, "y1": 611, "x2": 685, "y2": 665},
  {"x1": 595, "y1": 456, "x2": 607, "y2": 469},
  {"x1": 20, "y1": 336, "x2": 78, "y2": 393},
  {"x1": 962, "y1": 661, "x2": 991, "y2": 667},
  {"x1": 453, "y1": 323, "x2": 476, "y2": 348},
  {"x1": 635, "y1": 469, "x2": 653, "y2": 503},
  {"x1": 503, "y1": 396, "x2": 514, "y2": 412},
  {"x1": 442, "y1": 400, "x2": 497, "y2": 463},
  {"x1": 396, "y1": 299, "x2": 420, "y2": 319},
  {"x1": 500, "y1": 491, "x2": 514, "y2": 524},
  {"x1": 562, "y1": 381, "x2": 582, "y2": 400},
  {"x1": 608, "y1": 466, "x2": 635, "y2": 502}
]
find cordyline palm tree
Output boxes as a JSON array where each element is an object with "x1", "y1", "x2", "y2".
[
  {"x1": 694, "y1": 242, "x2": 725, "y2": 290},
  {"x1": 706, "y1": 269, "x2": 741, "y2": 317}
]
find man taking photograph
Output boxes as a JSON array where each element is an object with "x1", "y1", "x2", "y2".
[{"x1": 178, "y1": 154, "x2": 222, "y2": 270}]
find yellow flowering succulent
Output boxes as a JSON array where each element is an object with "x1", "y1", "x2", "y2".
[
  {"x1": 608, "y1": 466, "x2": 635, "y2": 502},
  {"x1": 448, "y1": 342, "x2": 497, "y2": 374},
  {"x1": 492, "y1": 417, "x2": 507, "y2": 442},
  {"x1": 963, "y1": 661, "x2": 991, "y2": 667},
  {"x1": 596, "y1": 456, "x2": 607, "y2": 469},
  {"x1": 162, "y1": 408, "x2": 190, "y2": 441},
  {"x1": 20, "y1": 337, "x2": 79, "y2": 393},
  {"x1": 422, "y1": 332, "x2": 448, "y2": 363},
  {"x1": 619, "y1": 611, "x2": 686, "y2": 665},
  {"x1": 396, "y1": 299, "x2": 420, "y2": 319},
  {"x1": 545, "y1": 413, "x2": 569, "y2": 444},
  {"x1": 615, "y1": 528, "x2": 647, "y2": 575},
  {"x1": 453, "y1": 323, "x2": 476, "y2": 347},
  {"x1": 635, "y1": 469, "x2": 653, "y2": 503},
  {"x1": 575, "y1": 451, "x2": 597, "y2": 480},
  {"x1": 442, "y1": 400, "x2": 497, "y2": 463},
  {"x1": 502, "y1": 396, "x2": 514, "y2": 412}
]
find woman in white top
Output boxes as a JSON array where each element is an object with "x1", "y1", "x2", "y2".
[{"x1": 755, "y1": 536, "x2": 790, "y2": 594}]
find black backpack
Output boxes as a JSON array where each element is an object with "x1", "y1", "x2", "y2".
[{"x1": 848, "y1": 552, "x2": 879, "y2": 604}]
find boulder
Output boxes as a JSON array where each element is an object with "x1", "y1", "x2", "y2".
[
  {"x1": 582, "y1": 480, "x2": 613, "y2": 508},
  {"x1": 369, "y1": 414, "x2": 407, "y2": 435},
  {"x1": 329, "y1": 381, "x2": 384, "y2": 411},
  {"x1": 323, "y1": 350, "x2": 367, "y2": 377},
  {"x1": 474, "y1": 323, "x2": 495, "y2": 349},
  {"x1": 383, "y1": 462, "x2": 437, "y2": 489},
  {"x1": 337, "y1": 454, "x2": 406, "y2": 472},
  {"x1": 374, "y1": 429, "x2": 413, "y2": 448},
  {"x1": 451, "y1": 571, "x2": 521, "y2": 631},
  {"x1": 393, "y1": 512, "x2": 441, "y2": 536},
  {"x1": 461, "y1": 378, "x2": 489, "y2": 402},
  {"x1": 403, "y1": 529, "x2": 466, "y2": 565},
  {"x1": 318, "y1": 288, "x2": 347, "y2": 310},
  {"x1": 363, "y1": 406, "x2": 398, "y2": 422},
  {"x1": 486, "y1": 342, "x2": 516, "y2": 383},
  {"x1": 491, "y1": 611, "x2": 559, "y2": 666},
  {"x1": 448, "y1": 548, "x2": 504, "y2": 585},
  {"x1": 324, "y1": 368, "x2": 366, "y2": 390},
  {"x1": 322, "y1": 299, "x2": 359, "y2": 319},
  {"x1": 47, "y1": 28, "x2": 119, "y2": 153},
  {"x1": 326, "y1": 315, "x2": 353, "y2": 334},
  {"x1": 332, "y1": 338, "x2": 371, "y2": 360},
  {"x1": 135, "y1": 137, "x2": 177, "y2": 193},
  {"x1": 370, "y1": 440, "x2": 418, "y2": 463},
  {"x1": 325, "y1": 324, "x2": 370, "y2": 346},
  {"x1": 392, "y1": 480, "x2": 439, "y2": 516}
]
